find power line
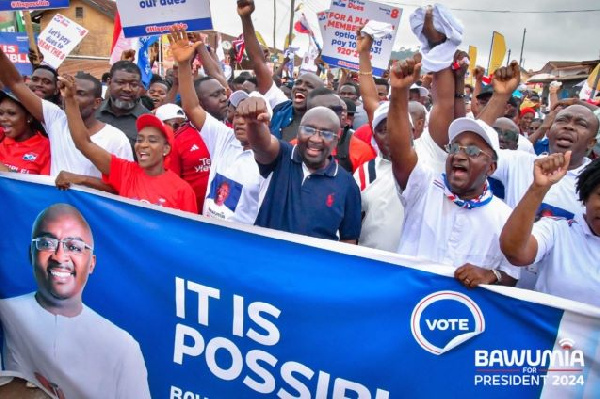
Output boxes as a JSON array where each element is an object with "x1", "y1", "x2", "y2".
[{"x1": 380, "y1": 2, "x2": 600, "y2": 14}]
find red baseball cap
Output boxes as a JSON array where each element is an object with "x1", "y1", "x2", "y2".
[{"x1": 136, "y1": 113, "x2": 174, "y2": 151}]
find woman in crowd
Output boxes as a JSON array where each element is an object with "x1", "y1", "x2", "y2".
[{"x1": 0, "y1": 92, "x2": 49, "y2": 175}]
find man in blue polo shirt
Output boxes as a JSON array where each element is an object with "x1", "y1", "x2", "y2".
[{"x1": 238, "y1": 96, "x2": 361, "y2": 243}]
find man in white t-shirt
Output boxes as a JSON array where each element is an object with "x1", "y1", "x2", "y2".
[
  {"x1": 501, "y1": 155, "x2": 600, "y2": 307},
  {"x1": 171, "y1": 27, "x2": 263, "y2": 224},
  {"x1": 0, "y1": 204, "x2": 150, "y2": 399},
  {"x1": 0, "y1": 49, "x2": 132, "y2": 178},
  {"x1": 388, "y1": 57, "x2": 520, "y2": 287}
]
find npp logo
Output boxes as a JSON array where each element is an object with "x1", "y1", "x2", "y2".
[{"x1": 411, "y1": 291, "x2": 485, "y2": 355}]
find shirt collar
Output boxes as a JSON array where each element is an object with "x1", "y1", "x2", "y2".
[
  {"x1": 291, "y1": 144, "x2": 338, "y2": 177},
  {"x1": 576, "y1": 213, "x2": 598, "y2": 238}
]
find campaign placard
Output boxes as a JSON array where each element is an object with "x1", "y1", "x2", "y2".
[
  {"x1": 0, "y1": 0, "x2": 69, "y2": 12},
  {"x1": 37, "y1": 13, "x2": 87, "y2": 69},
  {"x1": 320, "y1": 0, "x2": 402, "y2": 76},
  {"x1": 116, "y1": 0, "x2": 212, "y2": 38},
  {"x1": 0, "y1": 31, "x2": 31, "y2": 75}
]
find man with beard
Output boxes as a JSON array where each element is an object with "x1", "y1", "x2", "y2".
[
  {"x1": 388, "y1": 56, "x2": 519, "y2": 288},
  {"x1": 0, "y1": 48, "x2": 132, "y2": 180},
  {"x1": 96, "y1": 61, "x2": 151, "y2": 152},
  {"x1": 237, "y1": 0, "x2": 325, "y2": 142}
]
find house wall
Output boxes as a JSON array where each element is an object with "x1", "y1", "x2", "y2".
[{"x1": 39, "y1": 0, "x2": 113, "y2": 58}]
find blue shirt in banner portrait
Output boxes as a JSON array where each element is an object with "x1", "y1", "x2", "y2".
[
  {"x1": 0, "y1": 32, "x2": 32, "y2": 75},
  {"x1": 116, "y1": 0, "x2": 213, "y2": 38},
  {"x1": 0, "y1": 0, "x2": 69, "y2": 11}
]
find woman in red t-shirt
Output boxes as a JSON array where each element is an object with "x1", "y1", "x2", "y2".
[
  {"x1": 59, "y1": 74, "x2": 197, "y2": 213},
  {"x1": 0, "y1": 92, "x2": 50, "y2": 174}
]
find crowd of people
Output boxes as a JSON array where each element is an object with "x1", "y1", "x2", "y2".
[{"x1": 1, "y1": 1, "x2": 599, "y2": 307}]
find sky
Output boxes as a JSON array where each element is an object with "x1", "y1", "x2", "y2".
[{"x1": 210, "y1": 0, "x2": 600, "y2": 72}]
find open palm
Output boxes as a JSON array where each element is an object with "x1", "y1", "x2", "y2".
[{"x1": 167, "y1": 27, "x2": 200, "y2": 64}]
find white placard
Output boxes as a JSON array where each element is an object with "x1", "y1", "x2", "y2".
[{"x1": 37, "y1": 14, "x2": 88, "y2": 69}]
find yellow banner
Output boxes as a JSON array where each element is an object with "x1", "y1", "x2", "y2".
[
  {"x1": 587, "y1": 63, "x2": 600, "y2": 91},
  {"x1": 468, "y1": 45, "x2": 477, "y2": 85},
  {"x1": 487, "y1": 31, "x2": 506, "y2": 74}
]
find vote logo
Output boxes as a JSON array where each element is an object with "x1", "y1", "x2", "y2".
[{"x1": 411, "y1": 291, "x2": 485, "y2": 355}]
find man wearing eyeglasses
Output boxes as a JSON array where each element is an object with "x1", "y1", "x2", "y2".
[
  {"x1": 239, "y1": 96, "x2": 361, "y2": 243},
  {"x1": 387, "y1": 57, "x2": 519, "y2": 288},
  {"x1": 0, "y1": 204, "x2": 150, "y2": 399}
]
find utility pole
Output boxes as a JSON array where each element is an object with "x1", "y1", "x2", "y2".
[
  {"x1": 506, "y1": 49, "x2": 511, "y2": 66},
  {"x1": 288, "y1": 0, "x2": 296, "y2": 49},
  {"x1": 519, "y1": 28, "x2": 527, "y2": 67},
  {"x1": 273, "y1": 0, "x2": 276, "y2": 50}
]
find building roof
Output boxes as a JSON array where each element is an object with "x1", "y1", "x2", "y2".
[
  {"x1": 59, "y1": 57, "x2": 111, "y2": 79},
  {"x1": 32, "y1": 0, "x2": 117, "y2": 20}
]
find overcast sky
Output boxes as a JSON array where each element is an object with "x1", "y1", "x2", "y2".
[{"x1": 212, "y1": 0, "x2": 600, "y2": 72}]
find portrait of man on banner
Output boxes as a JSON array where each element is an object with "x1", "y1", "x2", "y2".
[{"x1": 0, "y1": 204, "x2": 150, "y2": 399}]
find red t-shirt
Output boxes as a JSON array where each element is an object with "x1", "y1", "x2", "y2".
[
  {"x1": 354, "y1": 125, "x2": 374, "y2": 147},
  {"x1": 0, "y1": 132, "x2": 50, "y2": 175},
  {"x1": 103, "y1": 155, "x2": 198, "y2": 213},
  {"x1": 169, "y1": 124, "x2": 211, "y2": 213}
]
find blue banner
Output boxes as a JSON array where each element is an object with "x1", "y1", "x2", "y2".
[
  {"x1": 0, "y1": 174, "x2": 599, "y2": 398},
  {"x1": 0, "y1": 0, "x2": 69, "y2": 11},
  {"x1": 0, "y1": 32, "x2": 32, "y2": 75}
]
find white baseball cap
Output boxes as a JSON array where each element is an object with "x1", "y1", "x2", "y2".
[
  {"x1": 448, "y1": 117, "x2": 500, "y2": 155},
  {"x1": 154, "y1": 103, "x2": 186, "y2": 122},
  {"x1": 410, "y1": 83, "x2": 429, "y2": 97}
]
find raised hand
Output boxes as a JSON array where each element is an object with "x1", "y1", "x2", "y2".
[
  {"x1": 57, "y1": 74, "x2": 76, "y2": 98},
  {"x1": 533, "y1": 151, "x2": 571, "y2": 188},
  {"x1": 423, "y1": 6, "x2": 446, "y2": 47},
  {"x1": 473, "y1": 65, "x2": 486, "y2": 81},
  {"x1": 28, "y1": 46, "x2": 44, "y2": 66},
  {"x1": 237, "y1": 0, "x2": 255, "y2": 17},
  {"x1": 236, "y1": 96, "x2": 270, "y2": 126},
  {"x1": 453, "y1": 49, "x2": 470, "y2": 80},
  {"x1": 120, "y1": 49, "x2": 136, "y2": 63},
  {"x1": 389, "y1": 57, "x2": 422, "y2": 91},
  {"x1": 356, "y1": 25, "x2": 373, "y2": 54},
  {"x1": 491, "y1": 61, "x2": 520, "y2": 95},
  {"x1": 167, "y1": 26, "x2": 203, "y2": 64}
]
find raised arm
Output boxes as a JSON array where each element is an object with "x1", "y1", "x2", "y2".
[
  {"x1": 428, "y1": 65, "x2": 455, "y2": 149},
  {"x1": 388, "y1": 58, "x2": 422, "y2": 190},
  {"x1": 356, "y1": 31, "x2": 379, "y2": 123},
  {"x1": 469, "y1": 66, "x2": 485, "y2": 117},
  {"x1": 238, "y1": 96, "x2": 280, "y2": 165},
  {"x1": 193, "y1": 33, "x2": 229, "y2": 92},
  {"x1": 163, "y1": 64, "x2": 179, "y2": 105},
  {"x1": 59, "y1": 75, "x2": 111, "y2": 175},
  {"x1": 0, "y1": 47, "x2": 43, "y2": 122},
  {"x1": 500, "y1": 151, "x2": 571, "y2": 266},
  {"x1": 238, "y1": 0, "x2": 274, "y2": 94},
  {"x1": 168, "y1": 27, "x2": 207, "y2": 129},
  {"x1": 477, "y1": 61, "x2": 520, "y2": 126},
  {"x1": 453, "y1": 50, "x2": 469, "y2": 119}
]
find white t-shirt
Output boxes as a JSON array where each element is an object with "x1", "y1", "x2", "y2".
[
  {"x1": 263, "y1": 83, "x2": 290, "y2": 110},
  {"x1": 0, "y1": 293, "x2": 150, "y2": 399},
  {"x1": 532, "y1": 215, "x2": 600, "y2": 307},
  {"x1": 398, "y1": 159, "x2": 520, "y2": 279},
  {"x1": 493, "y1": 149, "x2": 588, "y2": 218},
  {"x1": 43, "y1": 100, "x2": 133, "y2": 177},
  {"x1": 353, "y1": 155, "x2": 404, "y2": 252},
  {"x1": 517, "y1": 134, "x2": 535, "y2": 154},
  {"x1": 199, "y1": 114, "x2": 260, "y2": 225}
]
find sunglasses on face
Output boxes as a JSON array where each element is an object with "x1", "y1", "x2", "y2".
[
  {"x1": 444, "y1": 143, "x2": 492, "y2": 158},
  {"x1": 299, "y1": 125, "x2": 338, "y2": 142}
]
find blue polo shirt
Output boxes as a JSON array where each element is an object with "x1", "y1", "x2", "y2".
[{"x1": 255, "y1": 141, "x2": 362, "y2": 241}]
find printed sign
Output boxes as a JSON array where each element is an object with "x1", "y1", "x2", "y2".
[
  {"x1": 0, "y1": 0, "x2": 69, "y2": 12},
  {"x1": 0, "y1": 174, "x2": 599, "y2": 398},
  {"x1": 0, "y1": 31, "x2": 31, "y2": 75},
  {"x1": 36, "y1": 13, "x2": 87, "y2": 69},
  {"x1": 320, "y1": 0, "x2": 402, "y2": 76},
  {"x1": 116, "y1": 0, "x2": 212, "y2": 38}
]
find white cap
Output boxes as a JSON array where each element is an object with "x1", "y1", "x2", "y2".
[
  {"x1": 410, "y1": 83, "x2": 429, "y2": 97},
  {"x1": 372, "y1": 101, "x2": 389, "y2": 131},
  {"x1": 154, "y1": 103, "x2": 186, "y2": 122},
  {"x1": 448, "y1": 117, "x2": 500, "y2": 155},
  {"x1": 229, "y1": 90, "x2": 250, "y2": 108}
]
